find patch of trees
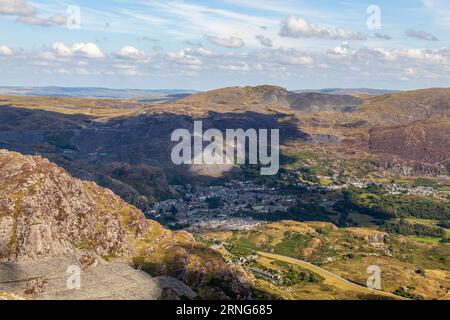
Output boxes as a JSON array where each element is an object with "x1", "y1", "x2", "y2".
[
  {"x1": 256, "y1": 262, "x2": 323, "y2": 286},
  {"x1": 282, "y1": 269, "x2": 322, "y2": 286},
  {"x1": 437, "y1": 220, "x2": 450, "y2": 228},
  {"x1": 338, "y1": 186, "x2": 450, "y2": 220},
  {"x1": 44, "y1": 130, "x2": 76, "y2": 150},
  {"x1": 206, "y1": 196, "x2": 222, "y2": 209},
  {"x1": 383, "y1": 219, "x2": 446, "y2": 238},
  {"x1": 413, "y1": 178, "x2": 439, "y2": 188},
  {"x1": 299, "y1": 166, "x2": 320, "y2": 184},
  {"x1": 393, "y1": 287, "x2": 424, "y2": 300}
]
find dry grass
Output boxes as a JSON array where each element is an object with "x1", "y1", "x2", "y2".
[
  {"x1": 0, "y1": 95, "x2": 146, "y2": 119},
  {"x1": 257, "y1": 251, "x2": 402, "y2": 299},
  {"x1": 326, "y1": 255, "x2": 450, "y2": 300}
]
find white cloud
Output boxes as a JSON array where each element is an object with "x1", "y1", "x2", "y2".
[
  {"x1": 0, "y1": 45, "x2": 13, "y2": 56},
  {"x1": 328, "y1": 42, "x2": 352, "y2": 56},
  {"x1": 193, "y1": 47, "x2": 218, "y2": 57},
  {"x1": 280, "y1": 15, "x2": 366, "y2": 40},
  {"x1": 51, "y1": 42, "x2": 73, "y2": 57},
  {"x1": 16, "y1": 14, "x2": 67, "y2": 26},
  {"x1": 71, "y1": 43, "x2": 105, "y2": 59},
  {"x1": 218, "y1": 62, "x2": 251, "y2": 71},
  {"x1": 373, "y1": 47, "x2": 447, "y2": 64},
  {"x1": 405, "y1": 29, "x2": 439, "y2": 41},
  {"x1": 255, "y1": 34, "x2": 273, "y2": 47},
  {"x1": 0, "y1": 0, "x2": 34, "y2": 16},
  {"x1": 374, "y1": 33, "x2": 392, "y2": 40},
  {"x1": 325, "y1": 43, "x2": 449, "y2": 67},
  {"x1": 37, "y1": 51, "x2": 57, "y2": 60},
  {"x1": 113, "y1": 64, "x2": 144, "y2": 76},
  {"x1": 0, "y1": 0, "x2": 68, "y2": 26},
  {"x1": 115, "y1": 46, "x2": 146, "y2": 61},
  {"x1": 55, "y1": 67, "x2": 96, "y2": 76},
  {"x1": 16, "y1": 15, "x2": 48, "y2": 25},
  {"x1": 52, "y1": 42, "x2": 105, "y2": 59},
  {"x1": 3, "y1": 35, "x2": 450, "y2": 88},
  {"x1": 167, "y1": 49, "x2": 202, "y2": 66},
  {"x1": 258, "y1": 48, "x2": 314, "y2": 65},
  {"x1": 206, "y1": 35, "x2": 245, "y2": 48},
  {"x1": 48, "y1": 14, "x2": 67, "y2": 26}
]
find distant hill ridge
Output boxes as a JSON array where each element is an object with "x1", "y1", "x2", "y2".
[
  {"x1": 0, "y1": 86, "x2": 196, "y2": 99},
  {"x1": 177, "y1": 85, "x2": 364, "y2": 113},
  {"x1": 294, "y1": 88, "x2": 399, "y2": 95}
]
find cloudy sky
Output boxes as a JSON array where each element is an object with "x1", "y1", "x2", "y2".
[{"x1": 1, "y1": 0, "x2": 449, "y2": 90}]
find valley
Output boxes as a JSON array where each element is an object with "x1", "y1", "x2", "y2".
[{"x1": 0, "y1": 85, "x2": 449, "y2": 300}]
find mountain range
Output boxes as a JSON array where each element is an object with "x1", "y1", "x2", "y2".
[
  {"x1": 0, "y1": 86, "x2": 196, "y2": 100},
  {"x1": 0, "y1": 85, "x2": 448, "y2": 300},
  {"x1": 0, "y1": 85, "x2": 448, "y2": 210}
]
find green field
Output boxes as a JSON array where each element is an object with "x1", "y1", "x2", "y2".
[
  {"x1": 405, "y1": 218, "x2": 450, "y2": 240},
  {"x1": 411, "y1": 236, "x2": 442, "y2": 245}
]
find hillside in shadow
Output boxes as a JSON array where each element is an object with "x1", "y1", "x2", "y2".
[{"x1": 0, "y1": 105, "x2": 306, "y2": 210}]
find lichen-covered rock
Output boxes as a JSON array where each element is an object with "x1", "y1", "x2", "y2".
[
  {"x1": 0, "y1": 149, "x2": 148, "y2": 262},
  {"x1": 0, "y1": 291, "x2": 24, "y2": 300},
  {"x1": 0, "y1": 150, "x2": 251, "y2": 299}
]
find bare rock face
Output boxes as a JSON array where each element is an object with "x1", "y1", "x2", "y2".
[
  {"x1": 0, "y1": 291, "x2": 24, "y2": 300},
  {"x1": 0, "y1": 149, "x2": 251, "y2": 299},
  {"x1": 0, "y1": 149, "x2": 148, "y2": 262},
  {"x1": 0, "y1": 251, "x2": 196, "y2": 300}
]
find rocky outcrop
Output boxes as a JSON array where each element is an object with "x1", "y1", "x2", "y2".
[
  {"x1": 286, "y1": 92, "x2": 363, "y2": 113},
  {"x1": 310, "y1": 133, "x2": 341, "y2": 145},
  {"x1": 0, "y1": 149, "x2": 148, "y2": 262},
  {"x1": 0, "y1": 150, "x2": 251, "y2": 299},
  {"x1": 369, "y1": 158, "x2": 448, "y2": 177},
  {"x1": 0, "y1": 291, "x2": 23, "y2": 300},
  {"x1": 0, "y1": 251, "x2": 196, "y2": 300}
]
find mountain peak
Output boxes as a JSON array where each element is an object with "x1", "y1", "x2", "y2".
[{"x1": 175, "y1": 85, "x2": 289, "y2": 107}]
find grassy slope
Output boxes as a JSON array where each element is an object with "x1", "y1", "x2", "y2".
[
  {"x1": 199, "y1": 220, "x2": 450, "y2": 300},
  {"x1": 257, "y1": 251, "x2": 401, "y2": 299}
]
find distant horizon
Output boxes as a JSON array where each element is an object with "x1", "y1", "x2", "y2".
[{"x1": 3, "y1": 84, "x2": 446, "y2": 93}]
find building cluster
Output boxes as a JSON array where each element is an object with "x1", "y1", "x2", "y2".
[
  {"x1": 147, "y1": 180, "x2": 295, "y2": 231},
  {"x1": 147, "y1": 174, "x2": 449, "y2": 231}
]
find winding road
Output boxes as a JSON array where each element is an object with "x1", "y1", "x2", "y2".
[{"x1": 257, "y1": 251, "x2": 404, "y2": 299}]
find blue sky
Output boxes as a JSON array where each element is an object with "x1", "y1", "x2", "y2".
[{"x1": 0, "y1": 0, "x2": 449, "y2": 90}]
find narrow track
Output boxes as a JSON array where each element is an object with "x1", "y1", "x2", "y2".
[{"x1": 257, "y1": 251, "x2": 404, "y2": 299}]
